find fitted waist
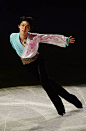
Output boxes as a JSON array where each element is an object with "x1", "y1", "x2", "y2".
[{"x1": 20, "y1": 52, "x2": 39, "y2": 65}]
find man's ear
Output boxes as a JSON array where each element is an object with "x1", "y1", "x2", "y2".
[{"x1": 18, "y1": 24, "x2": 20, "y2": 28}]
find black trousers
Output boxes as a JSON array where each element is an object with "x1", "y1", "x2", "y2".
[{"x1": 24, "y1": 54, "x2": 82, "y2": 115}]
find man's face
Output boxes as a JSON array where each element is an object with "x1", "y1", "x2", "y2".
[{"x1": 18, "y1": 21, "x2": 31, "y2": 35}]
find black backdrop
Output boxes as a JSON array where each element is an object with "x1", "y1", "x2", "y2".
[{"x1": 0, "y1": 0, "x2": 86, "y2": 88}]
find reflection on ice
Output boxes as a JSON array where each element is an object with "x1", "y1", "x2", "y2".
[{"x1": 0, "y1": 86, "x2": 85, "y2": 131}]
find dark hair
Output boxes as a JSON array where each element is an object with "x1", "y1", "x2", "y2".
[{"x1": 18, "y1": 16, "x2": 34, "y2": 29}]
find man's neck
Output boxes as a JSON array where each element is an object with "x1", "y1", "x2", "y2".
[{"x1": 19, "y1": 33, "x2": 28, "y2": 40}]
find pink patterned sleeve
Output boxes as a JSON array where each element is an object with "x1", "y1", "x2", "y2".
[{"x1": 37, "y1": 33, "x2": 69, "y2": 48}]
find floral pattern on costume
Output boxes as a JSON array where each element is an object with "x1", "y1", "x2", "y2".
[
  {"x1": 22, "y1": 32, "x2": 69, "y2": 58},
  {"x1": 25, "y1": 36, "x2": 38, "y2": 56}
]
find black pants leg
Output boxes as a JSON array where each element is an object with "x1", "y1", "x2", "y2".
[
  {"x1": 25, "y1": 54, "x2": 65, "y2": 115},
  {"x1": 49, "y1": 78, "x2": 83, "y2": 108}
]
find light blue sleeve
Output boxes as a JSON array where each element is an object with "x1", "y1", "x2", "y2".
[
  {"x1": 64, "y1": 37, "x2": 69, "y2": 48},
  {"x1": 10, "y1": 34, "x2": 15, "y2": 50}
]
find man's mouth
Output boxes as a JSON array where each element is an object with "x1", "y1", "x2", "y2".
[{"x1": 22, "y1": 30, "x2": 25, "y2": 32}]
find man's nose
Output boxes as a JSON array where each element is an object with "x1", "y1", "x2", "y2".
[{"x1": 23, "y1": 26, "x2": 26, "y2": 30}]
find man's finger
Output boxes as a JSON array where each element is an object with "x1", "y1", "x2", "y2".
[
  {"x1": 70, "y1": 40, "x2": 75, "y2": 42},
  {"x1": 70, "y1": 42, "x2": 75, "y2": 43},
  {"x1": 70, "y1": 38, "x2": 75, "y2": 39},
  {"x1": 69, "y1": 36, "x2": 72, "y2": 38},
  {"x1": 70, "y1": 39, "x2": 75, "y2": 41}
]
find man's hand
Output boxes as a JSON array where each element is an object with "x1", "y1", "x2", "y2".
[{"x1": 68, "y1": 36, "x2": 75, "y2": 43}]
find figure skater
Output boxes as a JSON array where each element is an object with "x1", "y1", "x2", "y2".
[{"x1": 10, "y1": 16, "x2": 83, "y2": 116}]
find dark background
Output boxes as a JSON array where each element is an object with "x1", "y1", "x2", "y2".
[{"x1": 0, "y1": 0, "x2": 86, "y2": 88}]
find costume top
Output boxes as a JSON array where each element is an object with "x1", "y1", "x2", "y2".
[{"x1": 10, "y1": 32, "x2": 69, "y2": 58}]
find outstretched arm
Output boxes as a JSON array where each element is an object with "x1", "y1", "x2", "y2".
[
  {"x1": 35, "y1": 33, "x2": 75, "y2": 47},
  {"x1": 29, "y1": 32, "x2": 75, "y2": 46}
]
